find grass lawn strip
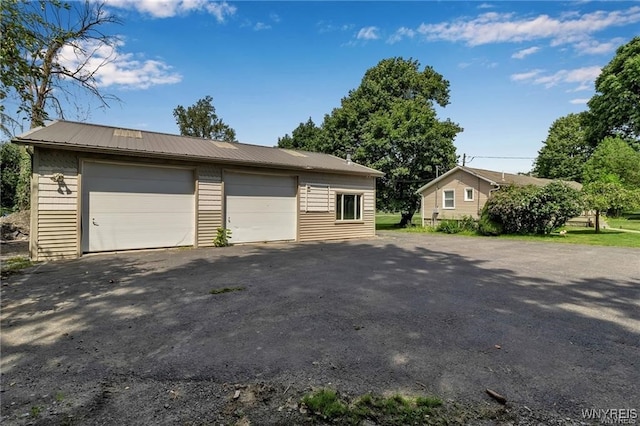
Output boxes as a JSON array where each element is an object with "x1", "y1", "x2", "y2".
[{"x1": 301, "y1": 388, "x2": 514, "y2": 425}]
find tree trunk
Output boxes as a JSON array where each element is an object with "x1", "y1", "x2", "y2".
[
  {"x1": 398, "y1": 212, "x2": 414, "y2": 228},
  {"x1": 594, "y1": 210, "x2": 600, "y2": 233}
]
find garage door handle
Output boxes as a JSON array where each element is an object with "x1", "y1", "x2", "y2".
[{"x1": 92, "y1": 218, "x2": 99, "y2": 226}]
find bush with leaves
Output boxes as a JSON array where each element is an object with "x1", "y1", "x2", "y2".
[
  {"x1": 436, "y1": 216, "x2": 477, "y2": 234},
  {"x1": 1, "y1": 142, "x2": 21, "y2": 211},
  {"x1": 478, "y1": 211, "x2": 503, "y2": 236},
  {"x1": 482, "y1": 182, "x2": 582, "y2": 235},
  {"x1": 213, "y1": 227, "x2": 232, "y2": 247}
]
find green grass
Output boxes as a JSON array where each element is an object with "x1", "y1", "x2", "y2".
[
  {"x1": 1, "y1": 256, "x2": 35, "y2": 278},
  {"x1": 301, "y1": 389, "x2": 519, "y2": 425},
  {"x1": 209, "y1": 286, "x2": 245, "y2": 295},
  {"x1": 301, "y1": 389, "x2": 348, "y2": 419},
  {"x1": 376, "y1": 213, "x2": 640, "y2": 247},
  {"x1": 376, "y1": 213, "x2": 402, "y2": 230},
  {"x1": 606, "y1": 216, "x2": 640, "y2": 232},
  {"x1": 501, "y1": 228, "x2": 640, "y2": 248},
  {"x1": 301, "y1": 389, "x2": 444, "y2": 425}
]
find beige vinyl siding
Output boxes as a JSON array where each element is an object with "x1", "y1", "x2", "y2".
[
  {"x1": 32, "y1": 149, "x2": 79, "y2": 260},
  {"x1": 36, "y1": 211, "x2": 78, "y2": 259},
  {"x1": 298, "y1": 173, "x2": 376, "y2": 241},
  {"x1": 421, "y1": 169, "x2": 494, "y2": 222},
  {"x1": 197, "y1": 166, "x2": 223, "y2": 247}
]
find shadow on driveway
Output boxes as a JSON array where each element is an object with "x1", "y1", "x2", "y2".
[{"x1": 1, "y1": 234, "x2": 638, "y2": 424}]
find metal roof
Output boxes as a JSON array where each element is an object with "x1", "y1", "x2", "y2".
[
  {"x1": 13, "y1": 120, "x2": 384, "y2": 177},
  {"x1": 416, "y1": 165, "x2": 582, "y2": 194}
]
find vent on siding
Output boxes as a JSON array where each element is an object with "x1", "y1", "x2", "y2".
[
  {"x1": 282, "y1": 149, "x2": 307, "y2": 158},
  {"x1": 211, "y1": 141, "x2": 238, "y2": 149},
  {"x1": 113, "y1": 128, "x2": 142, "y2": 138}
]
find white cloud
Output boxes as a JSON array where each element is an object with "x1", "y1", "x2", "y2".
[
  {"x1": 574, "y1": 37, "x2": 625, "y2": 55},
  {"x1": 511, "y1": 66, "x2": 601, "y2": 91},
  {"x1": 415, "y1": 6, "x2": 640, "y2": 50},
  {"x1": 512, "y1": 46, "x2": 541, "y2": 59},
  {"x1": 317, "y1": 21, "x2": 354, "y2": 34},
  {"x1": 478, "y1": 3, "x2": 494, "y2": 9},
  {"x1": 510, "y1": 69, "x2": 543, "y2": 81},
  {"x1": 57, "y1": 39, "x2": 182, "y2": 90},
  {"x1": 104, "y1": 0, "x2": 236, "y2": 21},
  {"x1": 570, "y1": 98, "x2": 590, "y2": 104},
  {"x1": 387, "y1": 27, "x2": 415, "y2": 44},
  {"x1": 254, "y1": 22, "x2": 271, "y2": 31},
  {"x1": 356, "y1": 26, "x2": 380, "y2": 40}
]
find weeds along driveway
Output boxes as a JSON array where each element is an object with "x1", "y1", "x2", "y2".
[{"x1": 1, "y1": 233, "x2": 639, "y2": 424}]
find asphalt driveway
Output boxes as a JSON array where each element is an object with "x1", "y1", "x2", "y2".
[{"x1": 1, "y1": 233, "x2": 639, "y2": 425}]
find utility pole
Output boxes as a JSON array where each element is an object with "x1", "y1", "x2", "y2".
[{"x1": 462, "y1": 153, "x2": 466, "y2": 166}]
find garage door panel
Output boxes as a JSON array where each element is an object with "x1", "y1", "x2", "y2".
[
  {"x1": 89, "y1": 193, "x2": 194, "y2": 213},
  {"x1": 84, "y1": 162, "x2": 194, "y2": 194},
  {"x1": 82, "y1": 162, "x2": 195, "y2": 252},
  {"x1": 225, "y1": 173, "x2": 296, "y2": 243}
]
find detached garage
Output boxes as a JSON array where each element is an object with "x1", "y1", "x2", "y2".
[{"x1": 13, "y1": 120, "x2": 383, "y2": 260}]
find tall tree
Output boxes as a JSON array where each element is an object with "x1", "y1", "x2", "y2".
[
  {"x1": 581, "y1": 136, "x2": 640, "y2": 231},
  {"x1": 585, "y1": 37, "x2": 640, "y2": 150},
  {"x1": 1, "y1": 0, "x2": 121, "y2": 210},
  {"x1": 582, "y1": 136, "x2": 640, "y2": 188},
  {"x1": 173, "y1": 96, "x2": 236, "y2": 142},
  {"x1": 279, "y1": 57, "x2": 461, "y2": 225},
  {"x1": 533, "y1": 113, "x2": 591, "y2": 182},
  {"x1": 1, "y1": 0, "x2": 121, "y2": 129},
  {"x1": 582, "y1": 181, "x2": 639, "y2": 233},
  {"x1": 277, "y1": 118, "x2": 322, "y2": 150}
]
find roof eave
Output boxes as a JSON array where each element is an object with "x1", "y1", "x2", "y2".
[{"x1": 13, "y1": 139, "x2": 385, "y2": 177}]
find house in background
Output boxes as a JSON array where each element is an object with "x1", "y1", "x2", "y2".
[
  {"x1": 415, "y1": 166, "x2": 583, "y2": 226},
  {"x1": 13, "y1": 120, "x2": 383, "y2": 261}
]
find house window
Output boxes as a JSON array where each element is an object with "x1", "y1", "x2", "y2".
[
  {"x1": 464, "y1": 188, "x2": 474, "y2": 201},
  {"x1": 443, "y1": 190, "x2": 455, "y2": 209},
  {"x1": 336, "y1": 193, "x2": 362, "y2": 221}
]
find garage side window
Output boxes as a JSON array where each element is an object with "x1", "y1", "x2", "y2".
[
  {"x1": 336, "y1": 193, "x2": 362, "y2": 221},
  {"x1": 443, "y1": 189, "x2": 455, "y2": 209},
  {"x1": 464, "y1": 187, "x2": 474, "y2": 201}
]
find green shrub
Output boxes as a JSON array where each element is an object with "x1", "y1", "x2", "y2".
[
  {"x1": 213, "y1": 227, "x2": 232, "y2": 247},
  {"x1": 459, "y1": 215, "x2": 478, "y2": 232},
  {"x1": 483, "y1": 182, "x2": 582, "y2": 235},
  {"x1": 437, "y1": 219, "x2": 461, "y2": 234},
  {"x1": 478, "y1": 210, "x2": 503, "y2": 236},
  {"x1": 436, "y1": 216, "x2": 477, "y2": 234}
]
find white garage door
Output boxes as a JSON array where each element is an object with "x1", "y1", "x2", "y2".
[
  {"x1": 82, "y1": 162, "x2": 195, "y2": 252},
  {"x1": 225, "y1": 173, "x2": 296, "y2": 243}
]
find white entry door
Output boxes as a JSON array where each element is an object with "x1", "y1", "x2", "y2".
[
  {"x1": 225, "y1": 172, "x2": 296, "y2": 243},
  {"x1": 82, "y1": 162, "x2": 195, "y2": 252}
]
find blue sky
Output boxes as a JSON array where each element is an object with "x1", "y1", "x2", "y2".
[{"x1": 11, "y1": 1, "x2": 640, "y2": 173}]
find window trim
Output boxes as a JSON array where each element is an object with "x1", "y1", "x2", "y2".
[
  {"x1": 336, "y1": 192, "x2": 364, "y2": 221},
  {"x1": 443, "y1": 189, "x2": 455, "y2": 209},
  {"x1": 464, "y1": 187, "x2": 474, "y2": 202}
]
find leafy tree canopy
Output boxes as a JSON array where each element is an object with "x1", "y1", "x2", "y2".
[
  {"x1": 582, "y1": 181, "x2": 640, "y2": 232},
  {"x1": 1, "y1": 0, "x2": 121, "y2": 130},
  {"x1": 582, "y1": 136, "x2": 640, "y2": 188},
  {"x1": 0, "y1": 142, "x2": 22, "y2": 210},
  {"x1": 173, "y1": 96, "x2": 236, "y2": 142},
  {"x1": 277, "y1": 57, "x2": 462, "y2": 223},
  {"x1": 277, "y1": 118, "x2": 322, "y2": 150},
  {"x1": 533, "y1": 113, "x2": 591, "y2": 182},
  {"x1": 585, "y1": 36, "x2": 640, "y2": 150}
]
